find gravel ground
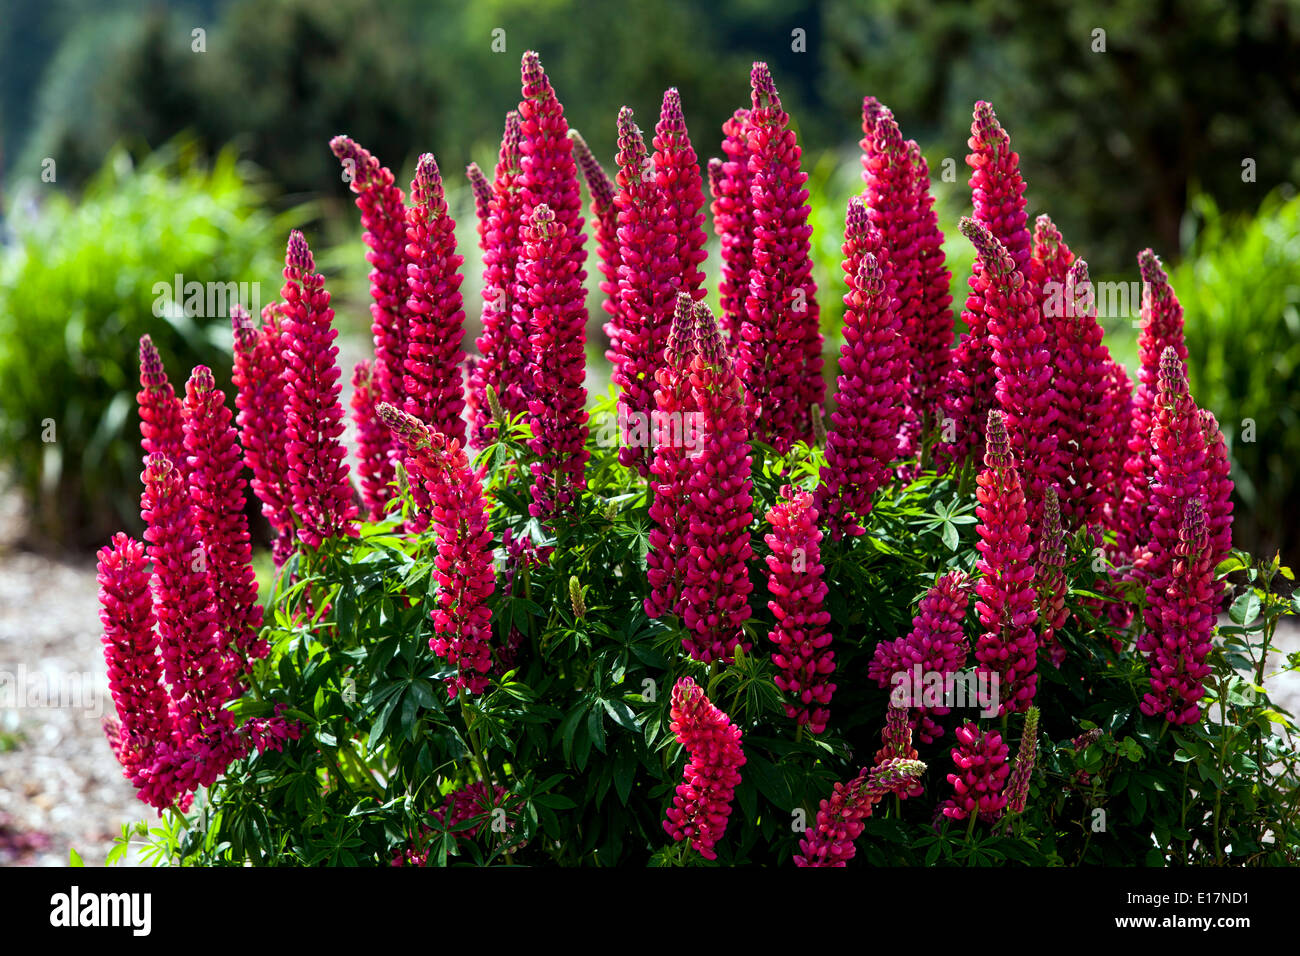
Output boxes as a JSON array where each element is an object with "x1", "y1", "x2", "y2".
[{"x1": 0, "y1": 330, "x2": 1295, "y2": 866}]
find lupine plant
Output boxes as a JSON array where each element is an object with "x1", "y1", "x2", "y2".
[{"x1": 100, "y1": 52, "x2": 1297, "y2": 868}]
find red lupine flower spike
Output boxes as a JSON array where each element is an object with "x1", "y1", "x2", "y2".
[
  {"x1": 466, "y1": 162, "x2": 492, "y2": 245},
  {"x1": 569, "y1": 128, "x2": 621, "y2": 334},
  {"x1": 182, "y1": 365, "x2": 265, "y2": 669},
  {"x1": 136, "y1": 335, "x2": 186, "y2": 475},
  {"x1": 816, "y1": 199, "x2": 907, "y2": 539},
  {"x1": 941, "y1": 722, "x2": 1011, "y2": 823},
  {"x1": 1030, "y1": 214, "x2": 1075, "y2": 291},
  {"x1": 377, "y1": 403, "x2": 496, "y2": 698},
  {"x1": 973, "y1": 408, "x2": 1039, "y2": 715},
  {"x1": 1199, "y1": 409, "x2": 1235, "y2": 601},
  {"x1": 958, "y1": 217, "x2": 1060, "y2": 526},
  {"x1": 351, "y1": 360, "x2": 392, "y2": 522},
  {"x1": 868, "y1": 570, "x2": 971, "y2": 744},
  {"x1": 469, "y1": 110, "x2": 529, "y2": 446},
  {"x1": 645, "y1": 294, "x2": 699, "y2": 621},
  {"x1": 403, "y1": 151, "x2": 468, "y2": 457},
  {"x1": 520, "y1": 203, "x2": 590, "y2": 530},
  {"x1": 1137, "y1": 348, "x2": 1212, "y2": 724},
  {"x1": 231, "y1": 304, "x2": 296, "y2": 565},
  {"x1": 907, "y1": 139, "x2": 955, "y2": 449},
  {"x1": 279, "y1": 230, "x2": 360, "y2": 549},
  {"x1": 1004, "y1": 706, "x2": 1039, "y2": 815},
  {"x1": 653, "y1": 87, "x2": 708, "y2": 303},
  {"x1": 794, "y1": 757, "x2": 926, "y2": 866},
  {"x1": 1035, "y1": 487, "x2": 1069, "y2": 667},
  {"x1": 764, "y1": 486, "x2": 836, "y2": 734},
  {"x1": 739, "y1": 62, "x2": 822, "y2": 453},
  {"x1": 662, "y1": 677, "x2": 746, "y2": 861},
  {"x1": 97, "y1": 532, "x2": 169, "y2": 790},
  {"x1": 711, "y1": 109, "x2": 755, "y2": 343},
  {"x1": 608, "y1": 105, "x2": 678, "y2": 477},
  {"x1": 679, "y1": 302, "x2": 754, "y2": 664}
]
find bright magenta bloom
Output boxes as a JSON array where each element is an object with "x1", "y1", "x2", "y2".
[
  {"x1": 378, "y1": 403, "x2": 495, "y2": 698},
  {"x1": 941, "y1": 722, "x2": 1011, "y2": 823},
  {"x1": 279, "y1": 230, "x2": 360, "y2": 549},
  {"x1": 680, "y1": 302, "x2": 754, "y2": 664},
  {"x1": 662, "y1": 677, "x2": 746, "y2": 861},
  {"x1": 1029, "y1": 213, "x2": 1075, "y2": 305},
  {"x1": 1053, "y1": 260, "x2": 1126, "y2": 531},
  {"x1": 520, "y1": 203, "x2": 590, "y2": 527},
  {"x1": 764, "y1": 486, "x2": 835, "y2": 734},
  {"x1": 182, "y1": 365, "x2": 265, "y2": 667},
  {"x1": 1137, "y1": 348, "x2": 1212, "y2": 725},
  {"x1": 136, "y1": 335, "x2": 186, "y2": 475},
  {"x1": 1118, "y1": 250, "x2": 1189, "y2": 562},
  {"x1": 973, "y1": 410, "x2": 1039, "y2": 715},
  {"x1": 403, "y1": 152, "x2": 467, "y2": 452},
  {"x1": 1199, "y1": 409, "x2": 1235, "y2": 602},
  {"x1": 350, "y1": 360, "x2": 392, "y2": 522},
  {"x1": 941, "y1": 102, "x2": 1033, "y2": 472},
  {"x1": 608, "y1": 106, "x2": 676, "y2": 477},
  {"x1": 645, "y1": 295, "x2": 699, "y2": 621},
  {"x1": 570, "y1": 129, "x2": 620, "y2": 330},
  {"x1": 465, "y1": 161, "x2": 492, "y2": 245},
  {"x1": 960, "y1": 217, "x2": 1059, "y2": 525},
  {"x1": 98, "y1": 532, "x2": 169, "y2": 788},
  {"x1": 868, "y1": 570, "x2": 971, "y2": 743},
  {"x1": 740, "y1": 62, "x2": 822, "y2": 453},
  {"x1": 816, "y1": 199, "x2": 906, "y2": 538},
  {"x1": 710, "y1": 109, "x2": 755, "y2": 342},
  {"x1": 469, "y1": 111, "x2": 529, "y2": 446},
  {"x1": 1035, "y1": 487, "x2": 1069, "y2": 668},
  {"x1": 232, "y1": 305, "x2": 295, "y2": 564},
  {"x1": 793, "y1": 758, "x2": 926, "y2": 866},
  {"x1": 653, "y1": 87, "x2": 708, "y2": 304}
]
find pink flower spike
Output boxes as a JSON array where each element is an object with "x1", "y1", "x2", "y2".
[
  {"x1": 794, "y1": 757, "x2": 926, "y2": 866},
  {"x1": 137, "y1": 335, "x2": 186, "y2": 476},
  {"x1": 940, "y1": 722, "x2": 1011, "y2": 823},
  {"x1": 662, "y1": 677, "x2": 746, "y2": 861}
]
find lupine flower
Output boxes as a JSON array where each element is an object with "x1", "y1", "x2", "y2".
[
  {"x1": 653, "y1": 87, "x2": 708, "y2": 303},
  {"x1": 1199, "y1": 409, "x2": 1234, "y2": 583},
  {"x1": 816, "y1": 202, "x2": 906, "y2": 538},
  {"x1": 1004, "y1": 705, "x2": 1039, "y2": 815},
  {"x1": 1137, "y1": 348, "x2": 1212, "y2": 725},
  {"x1": 378, "y1": 403, "x2": 495, "y2": 698},
  {"x1": 520, "y1": 203, "x2": 590, "y2": 527},
  {"x1": 710, "y1": 109, "x2": 756, "y2": 342},
  {"x1": 793, "y1": 758, "x2": 926, "y2": 866},
  {"x1": 465, "y1": 162, "x2": 492, "y2": 245},
  {"x1": 973, "y1": 409, "x2": 1039, "y2": 715},
  {"x1": 279, "y1": 231, "x2": 360, "y2": 549},
  {"x1": 960, "y1": 217, "x2": 1059, "y2": 525},
  {"x1": 569, "y1": 128, "x2": 620, "y2": 329},
  {"x1": 137, "y1": 335, "x2": 186, "y2": 474},
  {"x1": 433, "y1": 781, "x2": 522, "y2": 843},
  {"x1": 907, "y1": 140, "x2": 955, "y2": 446},
  {"x1": 1029, "y1": 213, "x2": 1075, "y2": 310},
  {"x1": 403, "y1": 152, "x2": 468, "y2": 452},
  {"x1": 680, "y1": 302, "x2": 754, "y2": 664},
  {"x1": 941, "y1": 722, "x2": 1011, "y2": 823},
  {"x1": 940, "y1": 102, "x2": 1033, "y2": 472},
  {"x1": 740, "y1": 62, "x2": 822, "y2": 452},
  {"x1": 607, "y1": 107, "x2": 677, "y2": 477},
  {"x1": 232, "y1": 304, "x2": 295, "y2": 565},
  {"x1": 98, "y1": 533, "x2": 169, "y2": 786},
  {"x1": 1117, "y1": 250, "x2": 1189, "y2": 563},
  {"x1": 873, "y1": 702, "x2": 925, "y2": 804},
  {"x1": 868, "y1": 570, "x2": 971, "y2": 743},
  {"x1": 351, "y1": 360, "x2": 392, "y2": 521},
  {"x1": 329, "y1": 135, "x2": 409, "y2": 415},
  {"x1": 764, "y1": 486, "x2": 835, "y2": 734},
  {"x1": 859, "y1": 101, "x2": 922, "y2": 454},
  {"x1": 182, "y1": 365, "x2": 265, "y2": 667},
  {"x1": 645, "y1": 295, "x2": 698, "y2": 621},
  {"x1": 1054, "y1": 260, "x2": 1125, "y2": 530},
  {"x1": 662, "y1": 677, "x2": 746, "y2": 861},
  {"x1": 469, "y1": 111, "x2": 530, "y2": 446},
  {"x1": 1035, "y1": 487, "x2": 1069, "y2": 668}
]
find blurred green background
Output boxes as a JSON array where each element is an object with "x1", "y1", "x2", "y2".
[{"x1": 0, "y1": 0, "x2": 1297, "y2": 560}]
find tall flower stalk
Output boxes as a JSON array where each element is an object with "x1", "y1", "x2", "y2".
[
  {"x1": 136, "y1": 335, "x2": 187, "y2": 474},
  {"x1": 662, "y1": 677, "x2": 746, "y2": 861},
  {"x1": 709, "y1": 109, "x2": 755, "y2": 342}
]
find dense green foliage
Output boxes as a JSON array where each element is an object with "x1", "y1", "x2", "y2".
[
  {"x1": 1173, "y1": 189, "x2": 1300, "y2": 564},
  {"x1": 118, "y1": 397, "x2": 1300, "y2": 867},
  {"x1": 0, "y1": 140, "x2": 303, "y2": 548}
]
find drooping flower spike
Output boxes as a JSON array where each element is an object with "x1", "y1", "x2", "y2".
[
  {"x1": 794, "y1": 757, "x2": 926, "y2": 866},
  {"x1": 662, "y1": 677, "x2": 746, "y2": 861}
]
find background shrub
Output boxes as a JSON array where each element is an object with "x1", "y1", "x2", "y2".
[{"x1": 0, "y1": 138, "x2": 304, "y2": 549}]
